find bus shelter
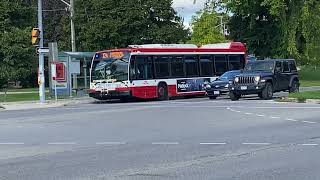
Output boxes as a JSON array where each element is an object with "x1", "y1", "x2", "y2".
[{"x1": 49, "y1": 51, "x2": 94, "y2": 97}]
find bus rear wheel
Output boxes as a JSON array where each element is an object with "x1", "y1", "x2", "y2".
[{"x1": 157, "y1": 83, "x2": 168, "y2": 101}]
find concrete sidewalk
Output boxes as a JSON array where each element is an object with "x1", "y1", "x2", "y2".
[{"x1": 0, "y1": 97, "x2": 92, "y2": 111}]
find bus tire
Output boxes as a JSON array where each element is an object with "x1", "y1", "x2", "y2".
[{"x1": 157, "y1": 83, "x2": 168, "y2": 101}]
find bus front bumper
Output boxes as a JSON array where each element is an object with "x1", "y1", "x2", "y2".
[{"x1": 89, "y1": 90, "x2": 131, "y2": 100}]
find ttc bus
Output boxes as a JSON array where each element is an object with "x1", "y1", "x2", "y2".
[{"x1": 89, "y1": 42, "x2": 247, "y2": 100}]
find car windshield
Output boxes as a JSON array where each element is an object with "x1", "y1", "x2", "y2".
[
  {"x1": 244, "y1": 61, "x2": 274, "y2": 72},
  {"x1": 91, "y1": 58, "x2": 129, "y2": 82},
  {"x1": 218, "y1": 71, "x2": 240, "y2": 80}
]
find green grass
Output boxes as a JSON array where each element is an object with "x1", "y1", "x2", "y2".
[
  {"x1": 4, "y1": 88, "x2": 48, "y2": 92},
  {"x1": 299, "y1": 66, "x2": 320, "y2": 87},
  {"x1": 289, "y1": 91, "x2": 320, "y2": 100},
  {"x1": 300, "y1": 80, "x2": 320, "y2": 87},
  {"x1": 0, "y1": 93, "x2": 50, "y2": 102}
]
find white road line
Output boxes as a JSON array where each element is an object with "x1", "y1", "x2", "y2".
[
  {"x1": 0, "y1": 142, "x2": 25, "y2": 145},
  {"x1": 96, "y1": 142, "x2": 126, "y2": 145},
  {"x1": 235, "y1": 110, "x2": 241, "y2": 113},
  {"x1": 298, "y1": 144, "x2": 319, "y2": 146},
  {"x1": 242, "y1": 143, "x2": 271, "y2": 145},
  {"x1": 256, "y1": 114, "x2": 265, "y2": 117},
  {"x1": 286, "y1": 118, "x2": 298, "y2": 122},
  {"x1": 200, "y1": 142, "x2": 227, "y2": 145},
  {"x1": 245, "y1": 112, "x2": 253, "y2": 115},
  {"x1": 48, "y1": 142, "x2": 77, "y2": 145},
  {"x1": 270, "y1": 116, "x2": 280, "y2": 119},
  {"x1": 302, "y1": 121, "x2": 317, "y2": 124},
  {"x1": 152, "y1": 142, "x2": 179, "y2": 145}
]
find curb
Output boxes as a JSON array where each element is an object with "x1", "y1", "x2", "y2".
[{"x1": 276, "y1": 97, "x2": 320, "y2": 104}]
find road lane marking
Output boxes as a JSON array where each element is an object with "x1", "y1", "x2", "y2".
[
  {"x1": 96, "y1": 142, "x2": 126, "y2": 145},
  {"x1": 302, "y1": 121, "x2": 317, "y2": 124},
  {"x1": 152, "y1": 142, "x2": 179, "y2": 145},
  {"x1": 298, "y1": 144, "x2": 319, "y2": 146},
  {"x1": 200, "y1": 142, "x2": 227, "y2": 145},
  {"x1": 242, "y1": 143, "x2": 271, "y2": 145},
  {"x1": 256, "y1": 114, "x2": 265, "y2": 117},
  {"x1": 0, "y1": 142, "x2": 25, "y2": 145},
  {"x1": 48, "y1": 142, "x2": 77, "y2": 145},
  {"x1": 245, "y1": 112, "x2": 253, "y2": 115},
  {"x1": 286, "y1": 118, "x2": 298, "y2": 122},
  {"x1": 270, "y1": 116, "x2": 280, "y2": 119}
]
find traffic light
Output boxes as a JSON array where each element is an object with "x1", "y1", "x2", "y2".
[{"x1": 31, "y1": 28, "x2": 40, "y2": 46}]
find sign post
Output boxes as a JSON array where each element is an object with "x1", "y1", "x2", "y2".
[{"x1": 51, "y1": 63, "x2": 58, "y2": 101}]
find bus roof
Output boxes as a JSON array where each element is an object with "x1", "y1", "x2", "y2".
[{"x1": 96, "y1": 42, "x2": 246, "y2": 54}]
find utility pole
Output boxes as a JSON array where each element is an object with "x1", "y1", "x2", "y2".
[
  {"x1": 219, "y1": 16, "x2": 224, "y2": 35},
  {"x1": 70, "y1": 0, "x2": 76, "y2": 52},
  {"x1": 38, "y1": 0, "x2": 46, "y2": 103},
  {"x1": 58, "y1": 0, "x2": 76, "y2": 52}
]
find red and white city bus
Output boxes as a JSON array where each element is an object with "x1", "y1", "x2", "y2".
[{"x1": 89, "y1": 42, "x2": 247, "y2": 100}]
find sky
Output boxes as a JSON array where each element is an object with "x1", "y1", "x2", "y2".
[{"x1": 172, "y1": 0, "x2": 207, "y2": 27}]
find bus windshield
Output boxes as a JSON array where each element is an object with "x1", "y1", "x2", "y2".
[{"x1": 91, "y1": 57, "x2": 129, "y2": 82}]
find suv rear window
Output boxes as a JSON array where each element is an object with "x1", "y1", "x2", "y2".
[
  {"x1": 283, "y1": 61, "x2": 290, "y2": 72},
  {"x1": 288, "y1": 61, "x2": 297, "y2": 71}
]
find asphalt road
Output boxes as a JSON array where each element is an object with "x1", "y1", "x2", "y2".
[{"x1": 0, "y1": 95, "x2": 320, "y2": 180}]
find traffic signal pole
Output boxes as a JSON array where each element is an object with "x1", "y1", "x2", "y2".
[{"x1": 38, "y1": 0, "x2": 46, "y2": 103}]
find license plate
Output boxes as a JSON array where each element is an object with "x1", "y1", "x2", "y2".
[
  {"x1": 214, "y1": 91, "x2": 220, "y2": 95},
  {"x1": 240, "y1": 86, "x2": 247, "y2": 90}
]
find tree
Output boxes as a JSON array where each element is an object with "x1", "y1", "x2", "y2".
[
  {"x1": 0, "y1": 0, "x2": 37, "y2": 88},
  {"x1": 223, "y1": 0, "x2": 320, "y2": 64},
  {"x1": 74, "y1": 0, "x2": 189, "y2": 51},
  {"x1": 189, "y1": 5, "x2": 227, "y2": 45}
]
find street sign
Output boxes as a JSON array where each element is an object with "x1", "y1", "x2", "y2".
[{"x1": 51, "y1": 63, "x2": 57, "y2": 80}]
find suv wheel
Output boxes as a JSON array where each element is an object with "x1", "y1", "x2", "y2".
[
  {"x1": 229, "y1": 92, "x2": 240, "y2": 101},
  {"x1": 209, "y1": 96, "x2": 217, "y2": 100},
  {"x1": 289, "y1": 80, "x2": 299, "y2": 93},
  {"x1": 261, "y1": 82, "x2": 273, "y2": 100}
]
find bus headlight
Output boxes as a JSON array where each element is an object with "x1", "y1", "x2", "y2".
[{"x1": 235, "y1": 77, "x2": 239, "y2": 83}]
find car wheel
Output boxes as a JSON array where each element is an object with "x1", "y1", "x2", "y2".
[
  {"x1": 209, "y1": 96, "x2": 217, "y2": 100},
  {"x1": 258, "y1": 92, "x2": 263, "y2": 99},
  {"x1": 229, "y1": 92, "x2": 240, "y2": 101},
  {"x1": 289, "y1": 80, "x2": 299, "y2": 93},
  {"x1": 157, "y1": 83, "x2": 168, "y2": 101},
  {"x1": 261, "y1": 82, "x2": 273, "y2": 100}
]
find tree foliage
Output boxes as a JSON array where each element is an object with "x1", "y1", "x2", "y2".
[
  {"x1": 0, "y1": 0, "x2": 37, "y2": 88},
  {"x1": 189, "y1": 5, "x2": 227, "y2": 45},
  {"x1": 74, "y1": 0, "x2": 189, "y2": 51},
  {"x1": 223, "y1": 0, "x2": 320, "y2": 65}
]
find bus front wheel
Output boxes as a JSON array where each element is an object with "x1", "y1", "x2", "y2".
[{"x1": 157, "y1": 83, "x2": 169, "y2": 101}]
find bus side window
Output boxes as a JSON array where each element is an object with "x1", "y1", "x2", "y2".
[
  {"x1": 200, "y1": 56, "x2": 214, "y2": 77},
  {"x1": 171, "y1": 56, "x2": 184, "y2": 78},
  {"x1": 129, "y1": 56, "x2": 136, "y2": 80},
  {"x1": 154, "y1": 56, "x2": 170, "y2": 78},
  {"x1": 134, "y1": 56, "x2": 154, "y2": 80},
  {"x1": 146, "y1": 56, "x2": 154, "y2": 79},
  {"x1": 214, "y1": 55, "x2": 227, "y2": 75},
  {"x1": 185, "y1": 55, "x2": 199, "y2": 77},
  {"x1": 228, "y1": 55, "x2": 241, "y2": 70}
]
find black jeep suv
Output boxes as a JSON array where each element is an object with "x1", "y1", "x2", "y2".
[{"x1": 229, "y1": 59, "x2": 299, "y2": 101}]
